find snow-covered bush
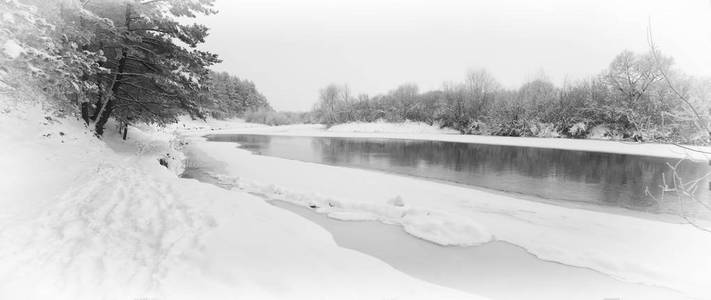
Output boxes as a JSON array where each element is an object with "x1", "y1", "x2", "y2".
[
  {"x1": 588, "y1": 125, "x2": 613, "y2": 140},
  {"x1": 530, "y1": 122, "x2": 560, "y2": 138},
  {"x1": 458, "y1": 119, "x2": 490, "y2": 135},
  {"x1": 568, "y1": 122, "x2": 587, "y2": 138}
]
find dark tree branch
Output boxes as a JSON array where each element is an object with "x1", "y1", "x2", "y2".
[{"x1": 647, "y1": 26, "x2": 711, "y2": 139}]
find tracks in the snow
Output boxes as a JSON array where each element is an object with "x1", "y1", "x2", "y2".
[{"x1": 0, "y1": 162, "x2": 215, "y2": 295}]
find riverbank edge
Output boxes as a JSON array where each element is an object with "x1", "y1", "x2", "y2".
[
  {"x1": 181, "y1": 128, "x2": 711, "y2": 299},
  {"x1": 175, "y1": 119, "x2": 711, "y2": 160}
]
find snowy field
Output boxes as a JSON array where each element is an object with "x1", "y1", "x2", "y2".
[
  {"x1": 179, "y1": 118, "x2": 711, "y2": 299},
  {"x1": 0, "y1": 103, "x2": 485, "y2": 300}
]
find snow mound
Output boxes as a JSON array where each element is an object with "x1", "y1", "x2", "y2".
[
  {"x1": 206, "y1": 171, "x2": 491, "y2": 247},
  {"x1": 2, "y1": 39, "x2": 24, "y2": 59},
  {"x1": 401, "y1": 210, "x2": 493, "y2": 246}
]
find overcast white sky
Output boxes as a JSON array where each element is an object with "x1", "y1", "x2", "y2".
[{"x1": 196, "y1": 0, "x2": 711, "y2": 111}]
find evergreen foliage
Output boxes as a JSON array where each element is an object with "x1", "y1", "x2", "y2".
[
  {"x1": 199, "y1": 71, "x2": 271, "y2": 118},
  {"x1": 81, "y1": 0, "x2": 221, "y2": 135},
  {"x1": 0, "y1": 0, "x2": 272, "y2": 138}
]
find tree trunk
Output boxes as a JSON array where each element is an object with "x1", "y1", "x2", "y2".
[
  {"x1": 94, "y1": 97, "x2": 114, "y2": 136},
  {"x1": 81, "y1": 102, "x2": 90, "y2": 126},
  {"x1": 122, "y1": 123, "x2": 128, "y2": 140},
  {"x1": 95, "y1": 3, "x2": 131, "y2": 137}
]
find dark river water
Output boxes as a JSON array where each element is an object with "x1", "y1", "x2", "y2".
[{"x1": 206, "y1": 134, "x2": 711, "y2": 216}]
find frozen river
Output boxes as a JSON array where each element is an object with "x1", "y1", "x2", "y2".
[
  {"x1": 181, "y1": 136, "x2": 694, "y2": 300},
  {"x1": 206, "y1": 134, "x2": 711, "y2": 217}
]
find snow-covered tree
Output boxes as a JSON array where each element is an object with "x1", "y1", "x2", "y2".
[
  {"x1": 81, "y1": 0, "x2": 220, "y2": 136},
  {"x1": 199, "y1": 71, "x2": 271, "y2": 118},
  {"x1": 0, "y1": 0, "x2": 104, "y2": 111}
]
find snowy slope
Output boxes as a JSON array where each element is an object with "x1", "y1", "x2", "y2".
[
  {"x1": 186, "y1": 126, "x2": 711, "y2": 299},
  {"x1": 0, "y1": 101, "x2": 485, "y2": 300}
]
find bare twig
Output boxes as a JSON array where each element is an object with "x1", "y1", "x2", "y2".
[
  {"x1": 648, "y1": 157, "x2": 711, "y2": 232},
  {"x1": 671, "y1": 143, "x2": 711, "y2": 156},
  {"x1": 647, "y1": 26, "x2": 711, "y2": 139}
]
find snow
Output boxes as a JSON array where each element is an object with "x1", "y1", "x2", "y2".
[
  {"x1": 400, "y1": 210, "x2": 493, "y2": 246},
  {"x1": 0, "y1": 100, "x2": 485, "y2": 299},
  {"x1": 180, "y1": 119, "x2": 711, "y2": 299},
  {"x1": 177, "y1": 119, "x2": 711, "y2": 160},
  {"x1": 1, "y1": 12, "x2": 14, "y2": 24},
  {"x1": 2, "y1": 39, "x2": 24, "y2": 59},
  {"x1": 272, "y1": 200, "x2": 689, "y2": 300},
  {"x1": 328, "y1": 120, "x2": 460, "y2": 134},
  {"x1": 6, "y1": 103, "x2": 708, "y2": 299}
]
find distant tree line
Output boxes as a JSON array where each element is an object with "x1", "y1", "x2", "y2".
[
  {"x1": 314, "y1": 51, "x2": 711, "y2": 144},
  {"x1": 1, "y1": 0, "x2": 271, "y2": 138},
  {"x1": 242, "y1": 109, "x2": 313, "y2": 126},
  {"x1": 200, "y1": 71, "x2": 271, "y2": 119}
]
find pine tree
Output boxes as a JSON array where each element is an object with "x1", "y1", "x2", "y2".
[
  {"x1": 82, "y1": 0, "x2": 220, "y2": 136},
  {"x1": 0, "y1": 0, "x2": 104, "y2": 111},
  {"x1": 198, "y1": 71, "x2": 271, "y2": 118}
]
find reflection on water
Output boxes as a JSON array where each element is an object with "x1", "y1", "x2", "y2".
[{"x1": 207, "y1": 134, "x2": 711, "y2": 216}]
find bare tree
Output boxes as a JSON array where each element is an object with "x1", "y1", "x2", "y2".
[
  {"x1": 645, "y1": 26, "x2": 711, "y2": 233},
  {"x1": 604, "y1": 50, "x2": 671, "y2": 140},
  {"x1": 316, "y1": 84, "x2": 342, "y2": 125},
  {"x1": 645, "y1": 158, "x2": 711, "y2": 233},
  {"x1": 464, "y1": 69, "x2": 500, "y2": 122},
  {"x1": 390, "y1": 83, "x2": 419, "y2": 120},
  {"x1": 648, "y1": 28, "x2": 711, "y2": 142}
]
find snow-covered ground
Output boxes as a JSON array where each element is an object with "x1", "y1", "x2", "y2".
[
  {"x1": 0, "y1": 102, "x2": 485, "y2": 300},
  {"x1": 178, "y1": 119, "x2": 711, "y2": 299},
  {"x1": 6, "y1": 105, "x2": 710, "y2": 299},
  {"x1": 269, "y1": 200, "x2": 688, "y2": 300}
]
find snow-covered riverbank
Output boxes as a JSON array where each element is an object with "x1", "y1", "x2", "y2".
[
  {"x1": 5, "y1": 104, "x2": 709, "y2": 299},
  {"x1": 268, "y1": 200, "x2": 687, "y2": 300},
  {"x1": 179, "y1": 119, "x2": 711, "y2": 299},
  {"x1": 0, "y1": 103, "x2": 484, "y2": 300},
  {"x1": 181, "y1": 118, "x2": 711, "y2": 160}
]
